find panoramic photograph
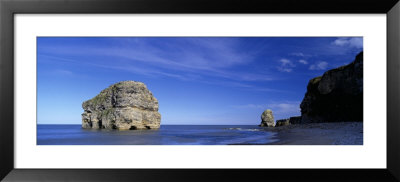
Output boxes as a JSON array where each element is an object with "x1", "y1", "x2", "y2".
[{"x1": 37, "y1": 37, "x2": 363, "y2": 145}]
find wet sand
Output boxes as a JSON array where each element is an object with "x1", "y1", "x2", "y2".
[{"x1": 265, "y1": 122, "x2": 363, "y2": 145}]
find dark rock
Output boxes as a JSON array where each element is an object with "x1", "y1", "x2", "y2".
[
  {"x1": 289, "y1": 116, "x2": 302, "y2": 124},
  {"x1": 276, "y1": 119, "x2": 290, "y2": 126},
  {"x1": 300, "y1": 52, "x2": 363, "y2": 123}
]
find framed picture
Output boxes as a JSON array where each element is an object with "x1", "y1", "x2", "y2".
[{"x1": 1, "y1": 0, "x2": 399, "y2": 181}]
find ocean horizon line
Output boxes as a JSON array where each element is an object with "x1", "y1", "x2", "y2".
[{"x1": 37, "y1": 123, "x2": 259, "y2": 126}]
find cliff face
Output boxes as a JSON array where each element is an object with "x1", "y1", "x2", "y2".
[
  {"x1": 300, "y1": 52, "x2": 363, "y2": 123},
  {"x1": 81, "y1": 81, "x2": 161, "y2": 130}
]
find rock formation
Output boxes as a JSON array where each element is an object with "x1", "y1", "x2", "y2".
[
  {"x1": 260, "y1": 109, "x2": 275, "y2": 127},
  {"x1": 81, "y1": 81, "x2": 161, "y2": 130},
  {"x1": 276, "y1": 119, "x2": 290, "y2": 126},
  {"x1": 300, "y1": 52, "x2": 363, "y2": 123},
  {"x1": 275, "y1": 116, "x2": 301, "y2": 126},
  {"x1": 289, "y1": 116, "x2": 302, "y2": 124}
]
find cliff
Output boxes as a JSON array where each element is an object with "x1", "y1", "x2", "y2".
[
  {"x1": 300, "y1": 52, "x2": 363, "y2": 123},
  {"x1": 81, "y1": 81, "x2": 161, "y2": 130}
]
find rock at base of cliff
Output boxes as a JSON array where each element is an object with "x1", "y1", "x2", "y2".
[
  {"x1": 289, "y1": 116, "x2": 302, "y2": 124},
  {"x1": 276, "y1": 119, "x2": 290, "y2": 126},
  {"x1": 260, "y1": 109, "x2": 275, "y2": 127},
  {"x1": 275, "y1": 116, "x2": 302, "y2": 127}
]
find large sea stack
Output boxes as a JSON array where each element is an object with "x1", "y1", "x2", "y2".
[
  {"x1": 300, "y1": 52, "x2": 363, "y2": 123},
  {"x1": 81, "y1": 81, "x2": 161, "y2": 130}
]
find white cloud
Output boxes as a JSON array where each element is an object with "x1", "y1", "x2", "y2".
[
  {"x1": 332, "y1": 37, "x2": 363, "y2": 49},
  {"x1": 279, "y1": 58, "x2": 294, "y2": 66},
  {"x1": 298, "y1": 59, "x2": 308, "y2": 65},
  {"x1": 268, "y1": 102, "x2": 301, "y2": 114},
  {"x1": 231, "y1": 101, "x2": 301, "y2": 119},
  {"x1": 309, "y1": 61, "x2": 329, "y2": 70},
  {"x1": 232, "y1": 102, "x2": 300, "y2": 112},
  {"x1": 277, "y1": 58, "x2": 295, "y2": 72},
  {"x1": 231, "y1": 104, "x2": 268, "y2": 109},
  {"x1": 290, "y1": 52, "x2": 312, "y2": 57}
]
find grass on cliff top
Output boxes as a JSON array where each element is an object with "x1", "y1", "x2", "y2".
[
  {"x1": 84, "y1": 85, "x2": 117, "y2": 107},
  {"x1": 310, "y1": 76, "x2": 322, "y2": 85},
  {"x1": 83, "y1": 81, "x2": 147, "y2": 107}
]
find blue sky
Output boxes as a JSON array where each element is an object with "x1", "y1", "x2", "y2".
[{"x1": 37, "y1": 37, "x2": 363, "y2": 125}]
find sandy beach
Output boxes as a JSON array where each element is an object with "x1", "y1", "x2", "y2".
[{"x1": 264, "y1": 122, "x2": 363, "y2": 145}]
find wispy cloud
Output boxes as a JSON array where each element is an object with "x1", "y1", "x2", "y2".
[
  {"x1": 231, "y1": 104, "x2": 268, "y2": 109},
  {"x1": 309, "y1": 61, "x2": 328, "y2": 70},
  {"x1": 52, "y1": 69, "x2": 73, "y2": 76},
  {"x1": 332, "y1": 37, "x2": 363, "y2": 49},
  {"x1": 268, "y1": 102, "x2": 301, "y2": 114},
  {"x1": 277, "y1": 58, "x2": 295, "y2": 72},
  {"x1": 198, "y1": 79, "x2": 287, "y2": 93},
  {"x1": 39, "y1": 54, "x2": 194, "y2": 81},
  {"x1": 40, "y1": 54, "x2": 281, "y2": 92},
  {"x1": 298, "y1": 59, "x2": 308, "y2": 65},
  {"x1": 286, "y1": 38, "x2": 362, "y2": 57},
  {"x1": 290, "y1": 52, "x2": 312, "y2": 57},
  {"x1": 38, "y1": 38, "x2": 276, "y2": 83},
  {"x1": 231, "y1": 101, "x2": 301, "y2": 118}
]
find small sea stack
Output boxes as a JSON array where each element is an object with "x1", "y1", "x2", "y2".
[
  {"x1": 260, "y1": 109, "x2": 275, "y2": 127},
  {"x1": 81, "y1": 81, "x2": 161, "y2": 130}
]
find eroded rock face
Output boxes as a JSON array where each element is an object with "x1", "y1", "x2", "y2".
[
  {"x1": 81, "y1": 81, "x2": 161, "y2": 130},
  {"x1": 260, "y1": 109, "x2": 275, "y2": 127},
  {"x1": 276, "y1": 119, "x2": 290, "y2": 126},
  {"x1": 289, "y1": 116, "x2": 302, "y2": 124},
  {"x1": 300, "y1": 52, "x2": 363, "y2": 123},
  {"x1": 275, "y1": 116, "x2": 301, "y2": 126}
]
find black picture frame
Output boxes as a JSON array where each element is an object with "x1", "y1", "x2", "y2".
[{"x1": 1, "y1": 0, "x2": 399, "y2": 181}]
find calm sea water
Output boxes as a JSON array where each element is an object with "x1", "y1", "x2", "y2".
[{"x1": 37, "y1": 125, "x2": 278, "y2": 145}]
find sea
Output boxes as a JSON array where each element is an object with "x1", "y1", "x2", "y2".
[{"x1": 37, "y1": 124, "x2": 278, "y2": 145}]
